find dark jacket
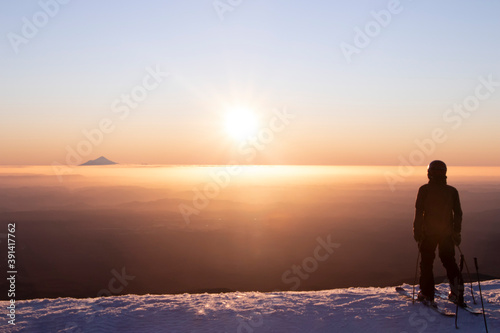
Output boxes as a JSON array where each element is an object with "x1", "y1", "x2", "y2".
[{"x1": 413, "y1": 177, "x2": 462, "y2": 239}]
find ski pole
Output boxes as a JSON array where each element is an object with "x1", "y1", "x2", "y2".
[
  {"x1": 457, "y1": 245, "x2": 476, "y2": 304},
  {"x1": 412, "y1": 242, "x2": 421, "y2": 304},
  {"x1": 474, "y1": 257, "x2": 488, "y2": 333},
  {"x1": 455, "y1": 254, "x2": 464, "y2": 329}
]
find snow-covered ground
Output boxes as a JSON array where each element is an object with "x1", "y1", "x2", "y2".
[{"x1": 2, "y1": 280, "x2": 498, "y2": 333}]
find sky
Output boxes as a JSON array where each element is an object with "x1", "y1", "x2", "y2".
[{"x1": 1, "y1": 0, "x2": 499, "y2": 166}]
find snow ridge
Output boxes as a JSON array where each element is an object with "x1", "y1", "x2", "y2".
[{"x1": 2, "y1": 280, "x2": 499, "y2": 332}]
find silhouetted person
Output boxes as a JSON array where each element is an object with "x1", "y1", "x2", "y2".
[{"x1": 413, "y1": 160, "x2": 463, "y2": 305}]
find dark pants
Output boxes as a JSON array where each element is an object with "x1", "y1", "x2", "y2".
[{"x1": 419, "y1": 234, "x2": 461, "y2": 299}]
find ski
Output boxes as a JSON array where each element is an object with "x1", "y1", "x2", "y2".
[
  {"x1": 434, "y1": 291, "x2": 483, "y2": 315},
  {"x1": 396, "y1": 287, "x2": 455, "y2": 317}
]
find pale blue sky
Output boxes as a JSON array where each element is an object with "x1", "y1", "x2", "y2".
[{"x1": 1, "y1": 0, "x2": 499, "y2": 165}]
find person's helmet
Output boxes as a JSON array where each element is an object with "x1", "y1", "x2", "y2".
[{"x1": 427, "y1": 160, "x2": 447, "y2": 178}]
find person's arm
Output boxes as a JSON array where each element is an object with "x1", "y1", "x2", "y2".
[
  {"x1": 452, "y1": 188, "x2": 463, "y2": 234},
  {"x1": 413, "y1": 186, "x2": 426, "y2": 242}
]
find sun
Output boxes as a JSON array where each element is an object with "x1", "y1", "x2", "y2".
[{"x1": 224, "y1": 107, "x2": 258, "y2": 141}]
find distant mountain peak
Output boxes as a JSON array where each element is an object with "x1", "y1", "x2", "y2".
[{"x1": 79, "y1": 156, "x2": 117, "y2": 166}]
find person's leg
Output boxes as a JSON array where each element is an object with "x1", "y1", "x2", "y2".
[
  {"x1": 419, "y1": 237, "x2": 438, "y2": 299},
  {"x1": 438, "y1": 235, "x2": 462, "y2": 300}
]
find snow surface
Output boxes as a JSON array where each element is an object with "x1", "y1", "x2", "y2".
[{"x1": 2, "y1": 280, "x2": 498, "y2": 333}]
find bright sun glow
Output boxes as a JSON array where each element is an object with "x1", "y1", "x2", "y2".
[{"x1": 224, "y1": 108, "x2": 258, "y2": 140}]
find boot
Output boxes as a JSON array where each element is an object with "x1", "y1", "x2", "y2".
[
  {"x1": 418, "y1": 291, "x2": 437, "y2": 307},
  {"x1": 448, "y1": 290, "x2": 465, "y2": 306}
]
